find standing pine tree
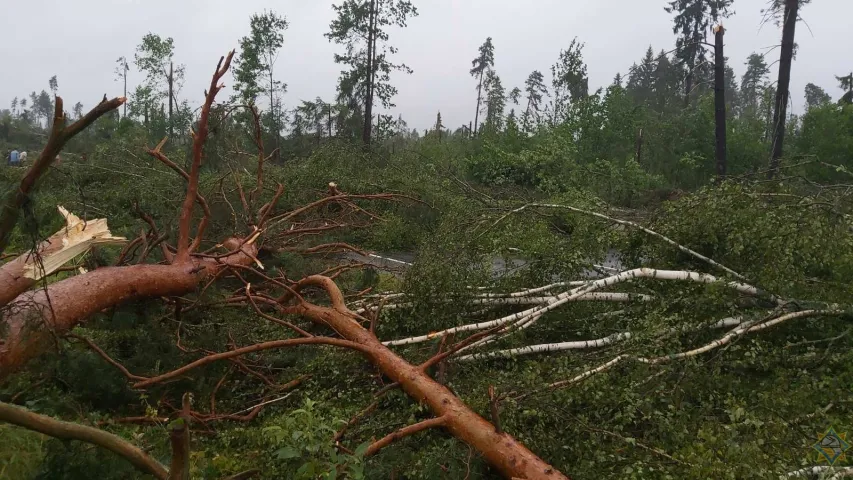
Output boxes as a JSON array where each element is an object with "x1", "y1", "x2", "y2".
[
  {"x1": 740, "y1": 53, "x2": 770, "y2": 115},
  {"x1": 48, "y1": 76, "x2": 58, "y2": 97},
  {"x1": 626, "y1": 46, "x2": 656, "y2": 107},
  {"x1": 470, "y1": 37, "x2": 495, "y2": 136},
  {"x1": 114, "y1": 57, "x2": 130, "y2": 118},
  {"x1": 665, "y1": 0, "x2": 733, "y2": 106},
  {"x1": 712, "y1": 24, "x2": 727, "y2": 178},
  {"x1": 836, "y1": 72, "x2": 853, "y2": 104},
  {"x1": 72, "y1": 102, "x2": 84, "y2": 120},
  {"x1": 653, "y1": 50, "x2": 684, "y2": 113},
  {"x1": 522, "y1": 70, "x2": 548, "y2": 132},
  {"x1": 767, "y1": 0, "x2": 809, "y2": 177},
  {"x1": 724, "y1": 63, "x2": 739, "y2": 113},
  {"x1": 482, "y1": 70, "x2": 506, "y2": 135},
  {"x1": 326, "y1": 0, "x2": 418, "y2": 147}
]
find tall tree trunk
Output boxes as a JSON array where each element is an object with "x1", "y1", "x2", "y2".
[
  {"x1": 768, "y1": 0, "x2": 798, "y2": 178},
  {"x1": 523, "y1": 96, "x2": 533, "y2": 131},
  {"x1": 714, "y1": 26, "x2": 727, "y2": 178},
  {"x1": 473, "y1": 72, "x2": 484, "y2": 136},
  {"x1": 267, "y1": 49, "x2": 281, "y2": 162},
  {"x1": 123, "y1": 67, "x2": 127, "y2": 118},
  {"x1": 684, "y1": 66, "x2": 693, "y2": 107},
  {"x1": 635, "y1": 127, "x2": 644, "y2": 165},
  {"x1": 168, "y1": 62, "x2": 174, "y2": 137},
  {"x1": 328, "y1": 105, "x2": 332, "y2": 137},
  {"x1": 362, "y1": 0, "x2": 377, "y2": 147}
]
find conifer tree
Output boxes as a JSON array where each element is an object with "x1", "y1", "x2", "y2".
[
  {"x1": 665, "y1": 0, "x2": 733, "y2": 106},
  {"x1": 326, "y1": 0, "x2": 418, "y2": 146},
  {"x1": 522, "y1": 70, "x2": 548, "y2": 131},
  {"x1": 470, "y1": 37, "x2": 495, "y2": 136}
]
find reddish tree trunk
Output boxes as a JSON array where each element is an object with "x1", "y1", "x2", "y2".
[
  {"x1": 290, "y1": 277, "x2": 569, "y2": 480},
  {"x1": 473, "y1": 71, "x2": 484, "y2": 136},
  {"x1": 0, "y1": 241, "x2": 256, "y2": 379}
]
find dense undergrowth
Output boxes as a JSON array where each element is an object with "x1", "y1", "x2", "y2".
[{"x1": 1, "y1": 79, "x2": 852, "y2": 479}]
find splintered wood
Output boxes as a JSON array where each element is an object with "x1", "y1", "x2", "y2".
[{"x1": 22, "y1": 206, "x2": 126, "y2": 280}]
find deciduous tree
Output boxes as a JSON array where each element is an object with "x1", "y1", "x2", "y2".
[
  {"x1": 804, "y1": 82, "x2": 831, "y2": 109},
  {"x1": 551, "y1": 38, "x2": 588, "y2": 123},
  {"x1": 233, "y1": 10, "x2": 289, "y2": 158},
  {"x1": 134, "y1": 33, "x2": 184, "y2": 137}
]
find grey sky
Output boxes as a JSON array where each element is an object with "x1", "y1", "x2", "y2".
[{"x1": 2, "y1": 0, "x2": 850, "y2": 131}]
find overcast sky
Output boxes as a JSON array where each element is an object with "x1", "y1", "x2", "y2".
[{"x1": 2, "y1": 0, "x2": 850, "y2": 131}]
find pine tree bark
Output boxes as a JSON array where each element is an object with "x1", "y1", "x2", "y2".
[
  {"x1": 714, "y1": 25, "x2": 727, "y2": 178},
  {"x1": 0, "y1": 241, "x2": 257, "y2": 378},
  {"x1": 474, "y1": 71, "x2": 484, "y2": 136},
  {"x1": 168, "y1": 61, "x2": 174, "y2": 137},
  {"x1": 289, "y1": 277, "x2": 569, "y2": 480},
  {"x1": 268, "y1": 56, "x2": 280, "y2": 161},
  {"x1": 361, "y1": 0, "x2": 377, "y2": 147},
  {"x1": 684, "y1": 66, "x2": 693, "y2": 107},
  {"x1": 635, "y1": 127, "x2": 644, "y2": 165},
  {"x1": 768, "y1": 0, "x2": 799, "y2": 178}
]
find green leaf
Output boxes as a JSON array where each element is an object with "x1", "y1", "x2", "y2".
[
  {"x1": 275, "y1": 446, "x2": 300, "y2": 460},
  {"x1": 354, "y1": 441, "x2": 371, "y2": 458}
]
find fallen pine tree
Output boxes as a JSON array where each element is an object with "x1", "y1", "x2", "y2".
[{"x1": 0, "y1": 52, "x2": 569, "y2": 480}]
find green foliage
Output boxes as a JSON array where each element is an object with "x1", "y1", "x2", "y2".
[
  {"x1": 233, "y1": 11, "x2": 289, "y2": 104},
  {"x1": 551, "y1": 37, "x2": 589, "y2": 121},
  {"x1": 261, "y1": 398, "x2": 367, "y2": 479},
  {"x1": 326, "y1": 0, "x2": 418, "y2": 110},
  {"x1": 0, "y1": 426, "x2": 45, "y2": 479}
]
